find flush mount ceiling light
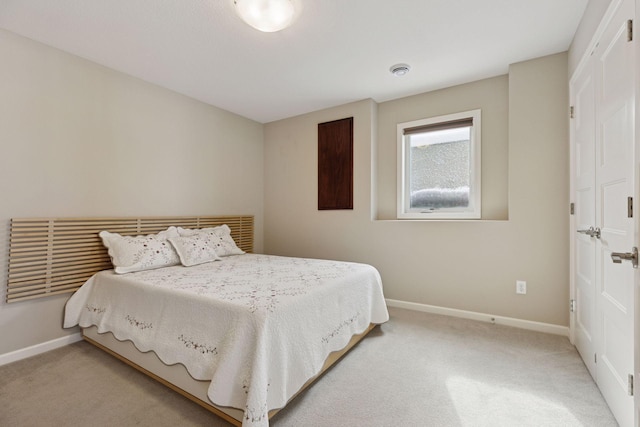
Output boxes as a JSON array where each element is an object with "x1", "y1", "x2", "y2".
[
  {"x1": 234, "y1": 0, "x2": 296, "y2": 32},
  {"x1": 390, "y1": 63, "x2": 411, "y2": 77}
]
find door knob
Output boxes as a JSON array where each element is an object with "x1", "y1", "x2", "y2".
[
  {"x1": 577, "y1": 227, "x2": 601, "y2": 239},
  {"x1": 611, "y1": 247, "x2": 638, "y2": 268}
]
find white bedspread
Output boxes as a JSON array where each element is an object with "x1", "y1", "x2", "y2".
[{"x1": 64, "y1": 254, "x2": 389, "y2": 426}]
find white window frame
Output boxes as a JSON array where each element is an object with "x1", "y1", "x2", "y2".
[{"x1": 397, "y1": 109, "x2": 481, "y2": 220}]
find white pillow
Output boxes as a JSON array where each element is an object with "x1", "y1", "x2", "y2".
[
  {"x1": 99, "y1": 227, "x2": 181, "y2": 274},
  {"x1": 177, "y1": 224, "x2": 245, "y2": 257},
  {"x1": 168, "y1": 233, "x2": 222, "y2": 267}
]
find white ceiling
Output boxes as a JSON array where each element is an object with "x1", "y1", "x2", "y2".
[{"x1": 0, "y1": 0, "x2": 588, "y2": 123}]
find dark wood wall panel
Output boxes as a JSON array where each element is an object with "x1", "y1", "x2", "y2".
[{"x1": 318, "y1": 117, "x2": 353, "y2": 210}]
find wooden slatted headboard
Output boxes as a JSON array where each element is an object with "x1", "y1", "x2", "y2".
[{"x1": 6, "y1": 215, "x2": 254, "y2": 303}]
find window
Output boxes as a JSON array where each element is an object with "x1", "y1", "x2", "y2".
[{"x1": 397, "y1": 109, "x2": 481, "y2": 219}]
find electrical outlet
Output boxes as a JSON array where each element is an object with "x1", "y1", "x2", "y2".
[{"x1": 516, "y1": 280, "x2": 527, "y2": 295}]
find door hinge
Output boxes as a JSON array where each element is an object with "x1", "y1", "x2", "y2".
[
  {"x1": 570, "y1": 106, "x2": 575, "y2": 119},
  {"x1": 628, "y1": 197, "x2": 633, "y2": 218},
  {"x1": 595, "y1": 353, "x2": 597, "y2": 364},
  {"x1": 628, "y1": 19, "x2": 634, "y2": 42},
  {"x1": 629, "y1": 374, "x2": 634, "y2": 396},
  {"x1": 570, "y1": 203, "x2": 575, "y2": 215},
  {"x1": 570, "y1": 299, "x2": 576, "y2": 313}
]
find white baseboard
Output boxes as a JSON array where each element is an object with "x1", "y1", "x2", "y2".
[
  {"x1": 386, "y1": 299, "x2": 569, "y2": 337},
  {"x1": 0, "y1": 302, "x2": 567, "y2": 366},
  {"x1": 0, "y1": 333, "x2": 83, "y2": 367}
]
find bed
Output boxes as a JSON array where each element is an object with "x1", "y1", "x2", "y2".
[{"x1": 9, "y1": 215, "x2": 389, "y2": 426}]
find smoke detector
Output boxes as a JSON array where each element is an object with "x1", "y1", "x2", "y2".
[{"x1": 390, "y1": 63, "x2": 411, "y2": 77}]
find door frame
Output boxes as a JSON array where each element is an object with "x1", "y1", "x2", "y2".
[{"x1": 635, "y1": 0, "x2": 640, "y2": 422}]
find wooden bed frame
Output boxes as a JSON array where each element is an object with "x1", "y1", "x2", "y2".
[
  {"x1": 8, "y1": 215, "x2": 378, "y2": 425},
  {"x1": 7, "y1": 215, "x2": 254, "y2": 303},
  {"x1": 83, "y1": 324, "x2": 376, "y2": 425}
]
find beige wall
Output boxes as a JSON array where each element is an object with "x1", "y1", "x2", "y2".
[
  {"x1": 0, "y1": 29, "x2": 264, "y2": 355},
  {"x1": 264, "y1": 99, "x2": 377, "y2": 262},
  {"x1": 264, "y1": 52, "x2": 569, "y2": 326},
  {"x1": 376, "y1": 75, "x2": 509, "y2": 220}
]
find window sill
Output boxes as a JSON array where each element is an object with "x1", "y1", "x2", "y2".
[{"x1": 373, "y1": 218, "x2": 510, "y2": 223}]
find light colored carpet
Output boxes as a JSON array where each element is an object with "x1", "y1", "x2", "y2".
[{"x1": 0, "y1": 307, "x2": 617, "y2": 426}]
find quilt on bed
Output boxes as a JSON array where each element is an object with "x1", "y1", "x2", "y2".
[{"x1": 63, "y1": 254, "x2": 389, "y2": 426}]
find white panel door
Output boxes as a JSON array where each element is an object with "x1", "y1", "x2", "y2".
[
  {"x1": 594, "y1": 0, "x2": 635, "y2": 425},
  {"x1": 571, "y1": 57, "x2": 597, "y2": 379}
]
